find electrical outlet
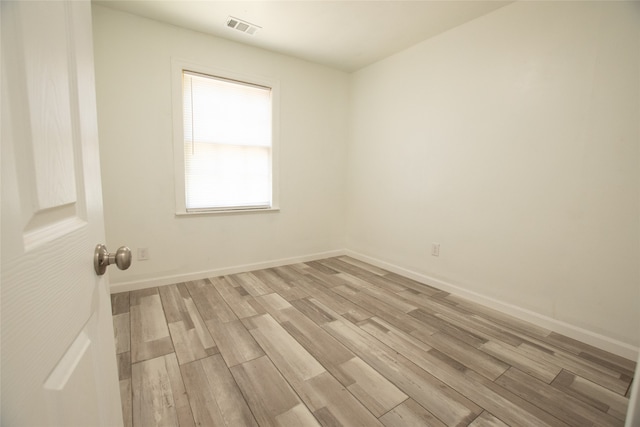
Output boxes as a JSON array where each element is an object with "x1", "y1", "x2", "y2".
[
  {"x1": 431, "y1": 243, "x2": 440, "y2": 257},
  {"x1": 137, "y1": 247, "x2": 149, "y2": 261}
]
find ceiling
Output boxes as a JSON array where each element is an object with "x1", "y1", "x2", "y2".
[{"x1": 94, "y1": 1, "x2": 511, "y2": 72}]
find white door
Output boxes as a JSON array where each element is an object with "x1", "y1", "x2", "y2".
[{"x1": 1, "y1": 1, "x2": 123, "y2": 425}]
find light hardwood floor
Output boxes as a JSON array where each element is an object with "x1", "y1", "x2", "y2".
[{"x1": 111, "y1": 256, "x2": 635, "y2": 426}]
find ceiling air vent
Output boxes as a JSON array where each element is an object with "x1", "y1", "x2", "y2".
[{"x1": 226, "y1": 16, "x2": 261, "y2": 35}]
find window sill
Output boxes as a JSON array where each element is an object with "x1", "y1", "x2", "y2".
[{"x1": 175, "y1": 207, "x2": 280, "y2": 217}]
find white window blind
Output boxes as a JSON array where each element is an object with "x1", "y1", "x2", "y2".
[{"x1": 182, "y1": 71, "x2": 272, "y2": 211}]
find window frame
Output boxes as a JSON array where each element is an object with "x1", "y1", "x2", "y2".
[{"x1": 172, "y1": 58, "x2": 280, "y2": 215}]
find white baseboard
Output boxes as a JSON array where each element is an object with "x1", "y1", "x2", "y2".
[
  {"x1": 109, "y1": 247, "x2": 638, "y2": 361},
  {"x1": 109, "y1": 249, "x2": 346, "y2": 294},
  {"x1": 345, "y1": 250, "x2": 639, "y2": 361}
]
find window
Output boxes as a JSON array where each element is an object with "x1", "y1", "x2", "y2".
[{"x1": 173, "y1": 60, "x2": 278, "y2": 214}]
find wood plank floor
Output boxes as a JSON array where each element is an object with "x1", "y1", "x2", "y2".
[{"x1": 111, "y1": 256, "x2": 635, "y2": 427}]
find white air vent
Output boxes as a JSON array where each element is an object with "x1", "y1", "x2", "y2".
[{"x1": 226, "y1": 16, "x2": 261, "y2": 35}]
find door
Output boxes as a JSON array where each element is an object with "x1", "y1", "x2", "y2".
[
  {"x1": 626, "y1": 352, "x2": 640, "y2": 426},
  {"x1": 1, "y1": 1, "x2": 123, "y2": 425}
]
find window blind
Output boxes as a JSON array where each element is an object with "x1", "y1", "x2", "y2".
[{"x1": 183, "y1": 71, "x2": 272, "y2": 210}]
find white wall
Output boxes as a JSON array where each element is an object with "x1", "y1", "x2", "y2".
[
  {"x1": 94, "y1": 2, "x2": 639, "y2": 355},
  {"x1": 347, "y1": 1, "x2": 639, "y2": 349},
  {"x1": 92, "y1": 6, "x2": 349, "y2": 288}
]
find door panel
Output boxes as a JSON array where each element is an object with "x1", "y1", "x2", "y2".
[
  {"x1": 43, "y1": 314, "x2": 101, "y2": 426},
  {"x1": 1, "y1": 1, "x2": 122, "y2": 425}
]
